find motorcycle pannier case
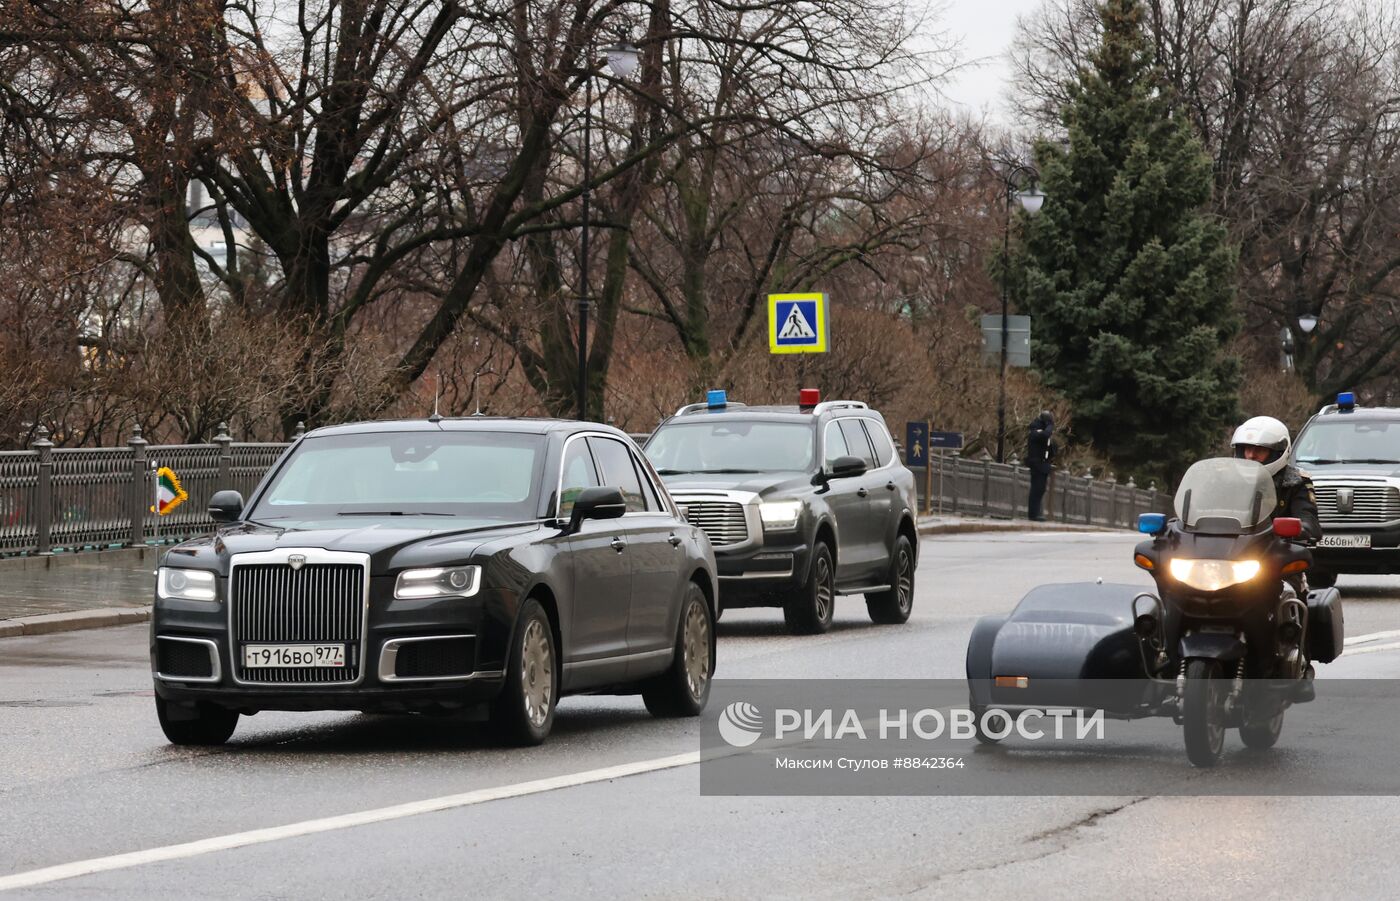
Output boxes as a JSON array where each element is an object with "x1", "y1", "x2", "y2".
[{"x1": 1305, "y1": 586, "x2": 1344, "y2": 664}]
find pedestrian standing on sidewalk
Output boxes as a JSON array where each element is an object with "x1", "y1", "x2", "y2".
[{"x1": 1027, "y1": 411, "x2": 1056, "y2": 521}]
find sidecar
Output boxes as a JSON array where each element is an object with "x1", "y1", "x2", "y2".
[
  {"x1": 967, "y1": 581, "x2": 1346, "y2": 719},
  {"x1": 965, "y1": 582, "x2": 1163, "y2": 718}
]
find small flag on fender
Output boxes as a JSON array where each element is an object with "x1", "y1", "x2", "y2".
[{"x1": 153, "y1": 467, "x2": 188, "y2": 516}]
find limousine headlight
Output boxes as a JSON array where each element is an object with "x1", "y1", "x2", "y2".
[
  {"x1": 157, "y1": 567, "x2": 218, "y2": 602},
  {"x1": 394, "y1": 566, "x2": 482, "y2": 599}
]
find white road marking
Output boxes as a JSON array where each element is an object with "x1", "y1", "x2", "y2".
[
  {"x1": 1344, "y1": 629, "x2": 1400, "y2": 647},
  {"x1": 1341, "y1": 640, "x2": 1400, "y2": 656},
  {"x1": 0, "y1": 750, "x2": 701, "y2": 892}
]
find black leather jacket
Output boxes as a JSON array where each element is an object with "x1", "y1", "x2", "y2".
[
  {"x1": 1027, "y1": 414, "x2": 1055, "y2": 475},
  {"x1": 1273, "y1": 464, "x2": 1321, "y2": 541}
]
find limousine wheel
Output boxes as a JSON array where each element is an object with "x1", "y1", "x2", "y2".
[
  {"x1": 643, "y1": 583, "x2": 715, "y2": 717},
  {"x1": 156, "y1": 696, "x2": 239, "y2": 746},
  {"x1": 492, "y1": 599, "x2": 557, "y2": 746}
]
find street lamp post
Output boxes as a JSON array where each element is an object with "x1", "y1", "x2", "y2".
[
  {"x1": 996, "y1": 165, "x2": 1046, "y2": 463},
  {"x1": 576, "y1": 36, "x2": 640, "y2": 421}
]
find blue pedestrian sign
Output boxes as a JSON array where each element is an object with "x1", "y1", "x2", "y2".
[
  {"x1": 768, "y1": 293, "x2": 829, "y2": 354},
  {"x1": 929, "y1": 430, "x2": 963, "y2": 450},
  {"x1": 905, "y1": 422, "x2": 928, "y2": 468}
]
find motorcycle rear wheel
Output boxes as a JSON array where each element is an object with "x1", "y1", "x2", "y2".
[
  {"x1": 1182, "y1": 659, "x2": 1228, "y2": 768},
  {"x1": 1239, "y1": 711, "x2": 1284, "y2": 749}
]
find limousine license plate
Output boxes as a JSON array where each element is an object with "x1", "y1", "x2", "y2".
[
  {"x1": 242, "y1": 644, "x2": 346, "y2": 668},
  {"x1": 1319, "y1": 534, "x2": 1371, "y2": 549}
]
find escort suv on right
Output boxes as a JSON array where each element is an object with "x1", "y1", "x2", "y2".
[
  {"x1": 1292, "y1": 391, "x2": 1400, "y2": 587},
  {"x1": 644, "y1": 389, "x2": 919, "y2": 635}
]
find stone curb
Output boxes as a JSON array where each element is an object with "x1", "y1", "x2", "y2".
[
  {"x1": 0, "y1": 606, "x2": 151, "y2": 639},
  {"x1": 0, "y1": 545, "x2": 160, "y2": 572},
  {"x1": 918, "y1": 520, "x2": 1120, "y2": 535}
]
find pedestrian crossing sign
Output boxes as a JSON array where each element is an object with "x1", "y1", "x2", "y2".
[{"x1": 768, "y1": 293, "x2": 829, "y2": 354}]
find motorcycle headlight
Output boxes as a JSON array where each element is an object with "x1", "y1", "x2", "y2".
[
  {"x1": 1167, "y1": 558, "x2": 1261, "y2": 592},
  {"x1": 157, "y1": 567, "x2": 218, "y2": 603},
  {"x1": 759, "y1": 500, "x2": 803, "y2": 531},
  {"x1": 394, "y1": 566, "x2": 482, "y2": 600}
]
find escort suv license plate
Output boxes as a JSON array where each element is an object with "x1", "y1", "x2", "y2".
[
  {"x1": 242, "y1": 644, "x2": 346, "y2": 668},
  {"x1": 1319, "y1": 535, "x2": 1371, "y2": 549}
]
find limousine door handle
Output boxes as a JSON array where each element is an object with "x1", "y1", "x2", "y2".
[
  {"x1": 611, "y1": 538, "x2": 628, "y2": 552},
  {"x1": 668, "y1": 534, "x2": 683, "y2": 548},
  {"x1": 857, "y1": 487, "x2": 869, "y2": 498}
]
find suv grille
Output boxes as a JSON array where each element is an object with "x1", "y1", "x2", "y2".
[
  {"x1": 1315, "y1": 483, "x2": 1400, "y2": 525},
  {"x1": 684, "y1": 501, "x2": 749, "y2": 546},
  {"x1": 230, "y1": 563, "x2": 365, "y2": 684}
]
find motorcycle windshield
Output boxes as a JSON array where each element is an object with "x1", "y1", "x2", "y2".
[{"x1": 1173, "y1": 458, "x2": 1276, "y2": 532}]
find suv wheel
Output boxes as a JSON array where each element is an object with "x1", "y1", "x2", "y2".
[
  {"x1": 866, "y1": 534, "x2": 914, "y2": 624},
  {"x1": 784, "y1": 541, "x2": 835, "y2": 635},
  {"x1": 1309, "y1": 570, "x2": 1337, "y2": 589}
]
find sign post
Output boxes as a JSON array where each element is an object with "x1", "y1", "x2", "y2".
[
  {"x1": 904, "y1": 422, "x2": 931, "y2": 515},
  {"x1": 768, "y1": 293, "x2": 830, "y2": 354},
  {"x1": 927, "y1": 431, "x2": 964, "y2": 515}
]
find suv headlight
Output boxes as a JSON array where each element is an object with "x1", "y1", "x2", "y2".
[
  {"x1": 1168, "y1": 558, "x2": 1260, "y2": 592},
  {"x1": 394, "y1": 566, "x2": 482, "y2": 600},
  {"x1": 157, "y1": 567, "x2": 218, "y2": 602},
  {"x1": 759, "y1": 500, "x2": 803, "y2": 531}
]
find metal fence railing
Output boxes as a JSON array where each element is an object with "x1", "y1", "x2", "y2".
[
  {"x1": 911, "y1": 452, "x2": 1170, "y2": 529},
  {"x1": 0, "y1": 426, "x2": 1169, "y2": 557},
  {"x1": 1, "y1": 424, "x2": 297, "y2": 557}
]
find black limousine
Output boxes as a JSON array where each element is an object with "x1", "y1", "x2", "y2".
[{"x1": 151, "y1": 418, "x2": 718, "y2": 746}]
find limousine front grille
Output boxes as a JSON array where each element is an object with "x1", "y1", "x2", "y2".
[
  {"x1": 230, "y1": 561, "x2": 366, "y2": 684},
  {"x1": 682, "y1": 501, "x2": 750, "y2": 546},
  {"x1": 1315, "y1": 483, "x2": 1400, "y2": 526}
]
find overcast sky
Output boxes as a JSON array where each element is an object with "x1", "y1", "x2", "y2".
[{"x1": 930, "y1": 0, "x2": 1045, "y2": 122}]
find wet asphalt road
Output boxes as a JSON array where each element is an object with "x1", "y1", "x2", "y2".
[{"x1": 4, "y1": 531, "x2": 1400, "y2": 899}]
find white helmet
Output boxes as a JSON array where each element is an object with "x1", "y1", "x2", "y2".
[{"x1": 1231, "y1": 416, "x2": 1291, "y2": 477}]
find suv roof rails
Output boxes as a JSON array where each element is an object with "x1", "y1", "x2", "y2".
[
  {"x1": 673, "y1": 401, "x2": 749, "y2": 417},
  {"x1": 811, "y1": 400, "x2": 868, "y2": 415},
  {"x1": 1317, "y1": 404, "x2": 1339, "y2": 415}
]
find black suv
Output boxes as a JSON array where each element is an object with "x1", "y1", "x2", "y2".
[
  {"x1": 1292, "y1": 392, "x2": 1400, "y2": 587},
  {"x1": 644, "y1": 393, "x2": 919, "y2": 634}
]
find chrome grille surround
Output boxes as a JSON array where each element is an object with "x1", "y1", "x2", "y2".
[
  {"x1": 228, "y1": 548, "x2": 371, "y2": 687},
  {"x1": 1312, "y1": 478, "x2": 1400, "y2": 528},
  {"x1": 669, "y1": 490, "x2": 762, "y2": 551}
]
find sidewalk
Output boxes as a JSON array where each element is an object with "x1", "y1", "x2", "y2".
[
  {"x1": 0, "y1": 515, "x2": 1124, "y2": 639},
  {"x1": 916, "y1": 514, "x2": 1118, "y2": 535},
  {"x1": 0, "y1": 547, "x2": 157, "y2": 638}
]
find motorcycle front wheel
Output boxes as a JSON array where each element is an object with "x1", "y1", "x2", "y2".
[{"x1": 1182, "y1": 658, "x2": 1228, "y2": 768}]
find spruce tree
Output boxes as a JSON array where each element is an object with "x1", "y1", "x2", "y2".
[{"x1": 1011, "y1": 0, "x2": 1240, "y2": 483}]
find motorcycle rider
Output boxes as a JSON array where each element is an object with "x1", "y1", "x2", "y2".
[
  {"x1": 1229, "y1": 415, "x2": 1321, "y2": 541},
  {"x1": 1229, "y1": 415, "x2": 1323, "y2": 696}
]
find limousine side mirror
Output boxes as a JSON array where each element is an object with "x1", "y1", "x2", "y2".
[
  {"x1": 208, "y1": 490, "x2": 245, "y2": 523},
  {"x1": 568, "y1": 486, "x2": 627, "y2": 533}
]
